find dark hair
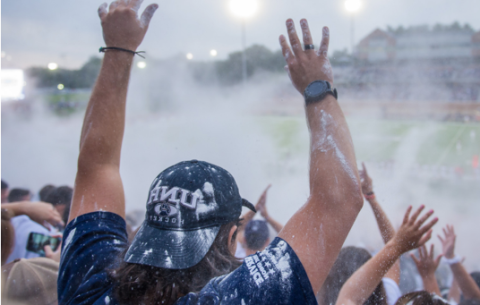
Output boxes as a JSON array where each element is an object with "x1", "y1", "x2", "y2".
[
  {"x1": 244, "y1": 219, "x2": 269, "y2": 250},
  {"x1": 1, "y1": 180, "x2": 8, "y2": 190},
  {"x1": 39, "y1": 185, "x2": 56, "y2": 202},
  {"x1": 319, "y1": 246, "x2": 387, "y2": 305},
  {"x1": 471, "y1": 271, "x2": 480, "y2": 290},
  {"x1": 44, "y1": 186, "x2": 72, "y2": 206},
  {"x1": 110, "y1": 220, "x2": 241, "y2": 305},
  {"x1": 460, "y1": 300, "x2": 480, "y2": 305},
  {"x1": 1, "y1": 209, "x2": 15, "y2": 265},
  {"x1": 7, "y1": 188, "x2": 31, "y2": 203},
  {"x1": 395, "y1": 291, "x2": 449, "y2": 305}
]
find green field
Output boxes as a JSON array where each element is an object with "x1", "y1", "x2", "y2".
[{"x1": 263, "y1": 116, "x2": 480, "y2": 172}]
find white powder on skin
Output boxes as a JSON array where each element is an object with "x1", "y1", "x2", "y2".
[{"x1": 313, "y1": 110, "x2": 358, "y2": 184}]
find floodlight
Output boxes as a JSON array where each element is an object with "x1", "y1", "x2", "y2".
[
  {"x1": 229, "y1": 0, "x2": 258, "y2": 18},
  {"x1": 345, "y1": 0, "x2": 361, "y2": 12},
  {"x1": 48, "y1": 63, "x2": 58, "y2": 70}
]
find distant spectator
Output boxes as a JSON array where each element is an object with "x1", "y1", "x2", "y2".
[
  {"x1": 39, "y1": 184, "x2": 55, "y2": 202},
  {"x1": 44, "y1": 186, "x2": 72, "y2": 223},
  {"x1": 439, "y1": 225, "x2": 480, "y2": 301},
  {"x1": 235, "y1": 185, "x2": 283, "y2": 258},
  {"x1": 1, "y1": 180, "x2": 9, "y2": 203},
  {"x1": 8, "y1": 188, "x2": 31, "y2": 203},
  {"x1": 1, "y1": 209, "x2": 15, "y2": 265},
  {"x1": 244, "y1": 220, "x2": 270, "y2": 255},
  {"x1": 1, "y1": 257, "x2": 59, "y2": 305},
  {"x1": 321, "y1": 246, "x2": 388, "y2": 305}
]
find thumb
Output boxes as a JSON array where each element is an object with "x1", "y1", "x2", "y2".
[
  {"x1": 44, "y1": 245, "x2": 54, "y2": 258},
  {"x1": 140, "y1": 3, "x2": 158, "y2": 28}
]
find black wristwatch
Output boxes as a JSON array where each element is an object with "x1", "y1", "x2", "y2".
[{"x1": 303, "y1": 80, "x2": 338, "y2": 105}]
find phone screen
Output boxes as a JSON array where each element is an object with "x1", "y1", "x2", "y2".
[{"x1": 26, "y1": 232, "x2": 61, "y2": 256}]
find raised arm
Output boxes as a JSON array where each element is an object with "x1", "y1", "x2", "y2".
[
  {"x1": 68, "y1": 0, "x2": 158, "y2": 222},
  {"x1": 276, "y1": 19, "x2": 364, "y2": 293},
  {"x1": 336, "y1": 206, "x2": 438, "y2": 305},
  {"x1": 360, "y1": 163, "x2": 400, "y2": 283},
  {"x1": 439, "y1": 225, "x2": 480, "y2": 300},
  {"x1": 2, "y1": 201, "x2": 63, "y2": 228},
  {"x1": 256, "y1": 185, "x2": 283, "y2": 233},
  {"x1": 411, "y1": 244, "x2": 442, "y2": 295}
]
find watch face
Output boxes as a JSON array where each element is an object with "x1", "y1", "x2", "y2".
[{"x1": 307, "y1": 81, "x2": 328, "y2": 97}]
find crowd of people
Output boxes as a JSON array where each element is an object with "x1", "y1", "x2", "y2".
[{"x1": 2, "y1": 1, "x2": 480, "y2": 304}]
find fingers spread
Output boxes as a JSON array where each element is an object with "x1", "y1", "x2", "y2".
[
  {"x1": 410, "y1": 253, "x2": 419, "y2": 265},
  {"x1": 403, "y1": 206, "x2": 412, "y2": 224},
  {"x1": 318, "y1": 26, "x2": 330, "y2": 57},
  {"x1": 280, "y1": 35, "x2": 295, "y2": 65},
  {"x1": 286, "y1": 19, "x2": 304, "y2": 58},
  {"x1": 418, "y1": 230, "x2": 433, "y2": 246},
  {"x1": 419, "y1": 217, "x2": 439, "y2": 235},
  {"x1": 128, "y1": 0, "x2": 144, "y2": 12},
  {"x1": 98, "y1": 3, "x2": 108, "y2": 19},
  {"x1": 300, "y1": 19, "x2": 314, "y2": 51},
  {"x1": 140, "y1": 3, "x2": 158, "y2": 28},
  {"x1": 109, "y1": 0, "x2": 120, "y2": 11},
  {"x1": 409, "y1": 205, "x2": 425, "y2": 224},
  {"x1": 414, "y1": 209, "x2": 434, "y2": 229}
]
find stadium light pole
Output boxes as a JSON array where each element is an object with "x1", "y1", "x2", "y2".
[
  {"x1": 229, "y1": 0, "x2": 258, "y2": 84},
  {"x1": 344, "y1": 0, "x2": 361, "y2": 56}
]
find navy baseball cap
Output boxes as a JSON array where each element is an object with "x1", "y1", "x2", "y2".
[{"x1": 125, "y1": 160, "x2": 256, "y2": 269}]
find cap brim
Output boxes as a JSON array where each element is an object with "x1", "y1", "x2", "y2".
[{"x1": 124, "y1": 222, "x2": 221, "y2": 270}]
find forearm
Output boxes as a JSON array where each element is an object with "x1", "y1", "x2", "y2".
[
  {"x1": 78, "y1": 51, "x2": 133, "y2": 168},
  {"x1": 448, "y1": 278, "x2": 461, "y2": 303},
  {"x1": 368, "y1": 198, "x2": 395, "y2": 243},
  {"x1": 1, "y1": 202, "x2": 27, "y2": 217},
  {"x1": 336, "y1": 242, "x2": 400, "y2": 305},
  {"x1": 450, "y1": 263, "x2": 480, "y2": 299},
  {"x1": 265, "y1": 215, "x2": 283, "y2": 233},
  {"x1": 420, "y1": 274, "x2": 441, "y2": 295},
  {"x1": 368, "y1": 197, "x2": 400, "y2": 282}
]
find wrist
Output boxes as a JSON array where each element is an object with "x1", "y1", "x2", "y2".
[
  {"x1": 384, "y1": 241, "x2": 403, "y2": 260},
  {"x1": 443, "y1": 255, "x2": 461, "y2": 265}
]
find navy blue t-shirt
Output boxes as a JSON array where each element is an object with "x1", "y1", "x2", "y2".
[{"x1": 58, "y1": 212, "x2": 318, "y2": 305}]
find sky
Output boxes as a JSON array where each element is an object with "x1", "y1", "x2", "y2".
[{"x1": 2, "y1": 0, "x2": 480, "y2": 69}]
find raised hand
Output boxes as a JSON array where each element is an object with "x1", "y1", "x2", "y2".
[
  {"x1": 438, "y1": 225, "x2": 456, "y2": 259},
  {"x1": 390, "y1": 205, "x2": 438, "y2": 254},
  {"x1": 359, "y1": 162, "x2": 373, "y2": 195},
  {"x1": 98, "y1": 0, "x2": 158, "y2": 51},
  {"x1": 256, "y1": 184, "x2": 271, "y2": 219},
  {"x1": 411, "y1": 244, "x2": 442, "y2": 278},
  {"x1": 24, "y1": 201, "x2": 64, "y2": 228},
  {"x1": 279, "y1": 19, "x2": 333, "y2": 94},
  {"x1": 44, "y1": 238, "x2": 62, "y2": 263}
]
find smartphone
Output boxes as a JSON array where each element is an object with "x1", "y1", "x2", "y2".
[{"x1": 26, "y1": 232, "x2": 61, "y2": 256}]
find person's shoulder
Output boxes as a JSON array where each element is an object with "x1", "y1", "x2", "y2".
[
  {"x1": 58, "y1": 211, "x2": 127, "y2": 305},
  {"x1": 178, "y1": 238, "x2": 318, "y2": 305}
]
